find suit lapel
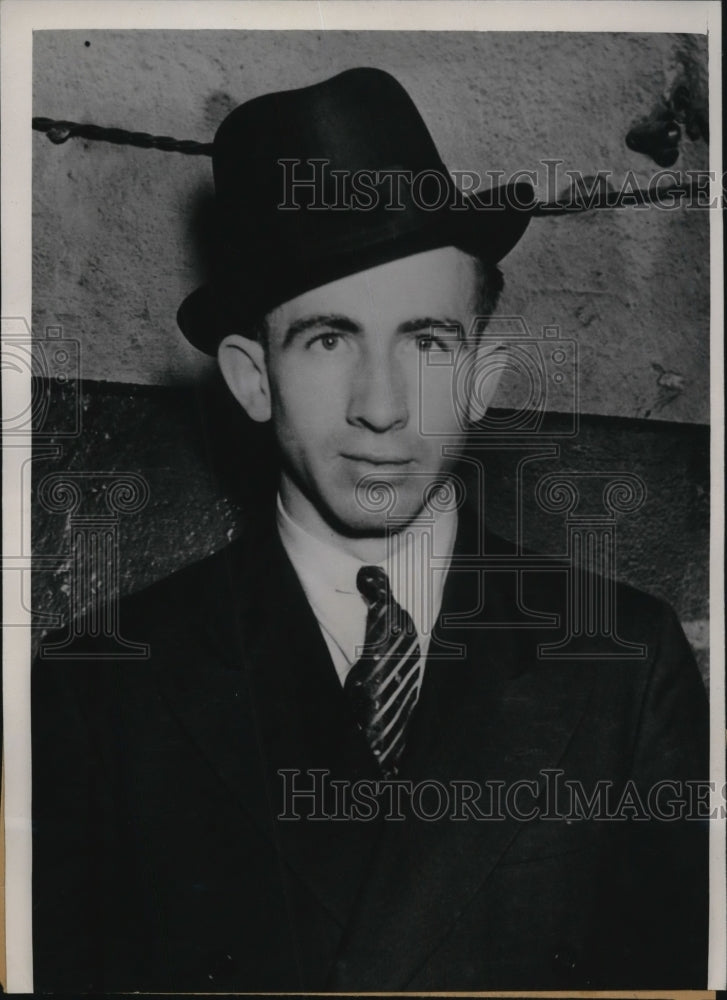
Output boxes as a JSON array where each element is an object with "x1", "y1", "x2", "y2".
[
  {"x1": 329, "y1": 514, "x2": 595, "y2": 989},
  {"x1": 153, "y1": 513, "x2": 383, "y2": 927},
  {"x1": 243, "y1": 524, "x2": 388, "y2": 924}
]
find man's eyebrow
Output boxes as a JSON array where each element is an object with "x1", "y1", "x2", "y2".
[
  {"x1": 398, "y1": 317, "x2": 464, "y2": 337},
  {"x1": 283, "y1": 314, "x2": 360, "y2": 346}
]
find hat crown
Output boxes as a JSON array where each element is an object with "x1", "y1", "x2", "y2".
[{"x1": 213, "y1": 67, "x2": 444, "y2": 201}]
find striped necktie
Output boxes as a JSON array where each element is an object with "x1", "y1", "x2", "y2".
[{"x1": 345, "y1": 565, "x2": 423, "y2": 777}]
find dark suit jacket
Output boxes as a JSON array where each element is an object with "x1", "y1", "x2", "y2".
[{"x1": 32, "y1": 508, "x2": 709, "y2": 992}]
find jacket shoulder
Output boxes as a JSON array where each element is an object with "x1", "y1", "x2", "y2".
[
  {"x1": 483, "y1": 528, "x2": 692, "y2": 677},
  {"x1": 122, "y1": 538, "x2": 248, "y2": 624},
  {"x1": 34, "y1": 535, "x2": 258, "y2": 667},
  {"x1": 486, "y1": 527, "x2": 672, "y2": 623}
]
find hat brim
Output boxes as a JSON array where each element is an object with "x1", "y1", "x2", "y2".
[{"x1": 177, "y1": 180, "x2": 535, "y2": 355}]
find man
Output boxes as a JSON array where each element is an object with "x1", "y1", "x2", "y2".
[{"x1": 32, "y1": 68, "x2": 708, "y2": 992}]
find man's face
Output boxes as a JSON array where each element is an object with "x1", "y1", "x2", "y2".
[{"x1": 255, "y1": 246, "x2": 485, "y2": 535}]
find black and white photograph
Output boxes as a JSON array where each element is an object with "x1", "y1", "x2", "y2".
[{"x1": 1, "y1": 0, "x2": 724, "y2": 994}]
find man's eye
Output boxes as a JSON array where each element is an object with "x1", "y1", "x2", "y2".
[
  {"x1": 310, "y1": 333, "x2": 341, "y2": 350},
  {"x1": 416, "y1": 335, "x2": 447, "y2": 352}
]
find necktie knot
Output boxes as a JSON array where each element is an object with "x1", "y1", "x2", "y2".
[{"x1": 356, "y1": 565, "x2": 391, "y2": 607}]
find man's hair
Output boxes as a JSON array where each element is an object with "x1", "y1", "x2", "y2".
[{"x1": 238, "y1": 254, "x2": 504, "y2": 348}]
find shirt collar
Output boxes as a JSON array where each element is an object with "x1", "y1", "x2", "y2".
[
  {"x1": 276, "y1": 495, "x2": 365, "y2": 596},
  {"x1": 276, "y1": 494, "x2": 459, "y2": 680},
  {"x1": 276, "y1": 493, "x2": 458, "y2": 607}
]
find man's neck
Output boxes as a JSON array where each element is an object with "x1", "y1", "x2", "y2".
[{"x1": 279, "y1": 478, "x2": 426, "y2": 563}]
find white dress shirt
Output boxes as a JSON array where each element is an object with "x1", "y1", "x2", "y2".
[{"x1": 276, "y1": 495, "x2": 458, "y2": 685}]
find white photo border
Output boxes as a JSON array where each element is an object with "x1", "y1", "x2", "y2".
[{"x1": 2, "y1": 1, "x2": 724, "y2": 993}]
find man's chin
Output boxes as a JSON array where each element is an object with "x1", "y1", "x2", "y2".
[
  {"x1": 319, "y1": 471, "x2": 458, "y2": 536},
  {"x1": 326, "y1": 499, "x2": 430, "y2": 538}
]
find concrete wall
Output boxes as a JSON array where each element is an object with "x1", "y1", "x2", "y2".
[{"x1": 33, "y1": 30, "x2": 710, "y2": 422}]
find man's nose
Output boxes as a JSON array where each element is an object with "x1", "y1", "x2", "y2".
[{"x1": 346, "y1": 350, "x2": 408, "y2": 432}]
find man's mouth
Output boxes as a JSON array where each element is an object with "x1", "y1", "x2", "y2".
[{"x1": 342, "y1": 454, "x2": 413, "y2": 467}]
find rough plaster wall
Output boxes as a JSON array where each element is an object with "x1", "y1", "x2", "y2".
[{"x1": 33, "y1": 30, "x2": 710, "y2": 422}]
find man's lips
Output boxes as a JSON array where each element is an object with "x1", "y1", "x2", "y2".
[{"x1": 341, "y1": 454, "x2": 413, "y2": 466}]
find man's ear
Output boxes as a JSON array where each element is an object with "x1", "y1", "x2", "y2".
[
  {"x1": 465, "y1": 341, "x2": 508, "y2": 423},
  {"x1": 217, "y1": 334, "x2": 271, "y2": 423}
]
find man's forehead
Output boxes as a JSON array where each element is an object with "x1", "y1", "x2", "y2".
[{"x1": 268, "y1": 245, "x2": 480, "y2": 329}]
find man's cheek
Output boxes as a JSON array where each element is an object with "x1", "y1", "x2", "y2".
[{"x1": 417, "y1": 370, "x2": 459, "y2": 435}]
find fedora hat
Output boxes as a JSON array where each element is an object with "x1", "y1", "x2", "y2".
[{"x1": 178, "y1": 67, "x2": 534, "y2": 354}]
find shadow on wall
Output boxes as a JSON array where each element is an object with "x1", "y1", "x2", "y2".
[{"x1": 186, "y1": 183, "x2": 217, "y2": 294}]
